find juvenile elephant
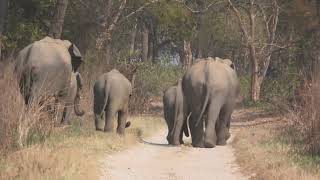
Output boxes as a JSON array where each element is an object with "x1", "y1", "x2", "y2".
[
  {"x1": 182, "y1": 57, "x2": 239, "y2": 148},
  {"x1": 15, "y1": 36, "x2": 85, "y2": 125},
  {"x1": 163, "y1": 79, "x2": 189, "y2": 145},
  {"x1": 93, "y1": 69, "x2": 132, "y2": 134}
]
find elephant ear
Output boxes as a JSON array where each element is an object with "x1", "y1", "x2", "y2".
[{"x1": 68, "y1": 44, "x2": 83, "y2": 72}]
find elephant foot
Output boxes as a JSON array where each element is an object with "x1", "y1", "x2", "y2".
[
  {"x1": 171, "y1": 141, "x2": 181, "y2": 146},
  {"x1": 225, "y1": 132, "x2": 231, "y2": 141},
  {"x1": 204, "y1": 140, "x2": 216, "y2": 148},
  {"x1": 103, "y1": 129, "x2": 113, "y2": 133},
  {"x1": 192, "y1": 141, "x2": 205, "y2": 148},
  {"x1": 216, "y1": 139, "x2": 227, "y2": 146},
  {"x1": 96, "y1": 128, "x2": 103, "y2": 131},
  {"x1": 61, "y1": 121, "x2": 71, "y2": 126},
  {"x1": 179, "y1": 139, "x2": 184, "y2": 144}
]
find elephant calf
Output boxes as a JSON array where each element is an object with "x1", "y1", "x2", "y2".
[
  {"x1": 93, "y1": 69, "x2": 132, "y2": 134},
  {"x1": 163, "y1": 80, "x2": 189, "y2": 145}
]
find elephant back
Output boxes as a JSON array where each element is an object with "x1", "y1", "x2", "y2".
[
  {"x1": 18, "y1": 37, "x2": 73, "y2": 101},
  {"x1": 104, "y1": 70, "x2": 132, "y2": 106}
]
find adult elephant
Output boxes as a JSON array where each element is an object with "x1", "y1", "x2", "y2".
[
  {"x1": 182, "y1": 57, "x2": 239, "y2": 148},
  {"x1": 93, "y1": 69, "x2": 132, "y2": 135},
  {"x1": 163, "y1": 79, "x2": 189, "y2": 145},
  {"x1": 15, "y1": 36, "x2": 85, "y2": 125}
]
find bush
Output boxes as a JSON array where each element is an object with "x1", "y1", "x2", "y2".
[
  {"x1": 0, "y1": 61, "x2": 54, "y2": 155},
  {"x1": 288, "y1": 64, "x2": 320, "y2": 155}
]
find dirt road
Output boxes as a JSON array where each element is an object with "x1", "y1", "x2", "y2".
[{"x1": 100, "y1": 127, "x2": 246, "y2": 180}]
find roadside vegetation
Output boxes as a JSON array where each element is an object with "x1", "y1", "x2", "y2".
[{"x1": 1, "y1": 0, "x2": 320, "y2": 179}]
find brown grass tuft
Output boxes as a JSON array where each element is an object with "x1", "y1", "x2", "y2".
[{"x1": 0, "y1": 61, "x2": 54, "y2": 154}]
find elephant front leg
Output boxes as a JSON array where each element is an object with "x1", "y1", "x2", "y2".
[
  {"x1": 61, "y1": 103, "x2": 72, "y2": 125},
  {"x1": 117, "y1": 110, "x2": 128, "y2": 135}
]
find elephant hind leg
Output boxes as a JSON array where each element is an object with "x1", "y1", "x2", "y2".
[
  {"x1": 117, "y1": 110, "x2": 128, "y2": 135},
  {"x1": 216, "y1": 105, "x2": 232, "y2": 145},
  {"x1": 204, "y1": 101, "x2": 222, "y2": 148},
  {"x1": 104, "y1": 108, "x2": 115, "y2": 132},
  {"x1": 95, "y1": 114, "x2": 103, "y2": 131},
  {"x1": 189, "y1": 112, "x2": 205, "y2": 148}
]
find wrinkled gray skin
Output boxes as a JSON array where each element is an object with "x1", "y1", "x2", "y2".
[
  {"x1": 182, "y1": 57, "x2": 239, "y2": 148},
  {"x1": 163, "y1": 80, "x2": 189, "y2": 145},
  {"x1": 93, "y1": 69, "x2": 132, "y2": 135},
  {"x1": 15, "y1": 36, "x2": 85, "y2": 125}
]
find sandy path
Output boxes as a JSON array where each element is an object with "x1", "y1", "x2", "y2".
[{"x1": 100, "y1": 127, "x2": 246, "y2": 180}]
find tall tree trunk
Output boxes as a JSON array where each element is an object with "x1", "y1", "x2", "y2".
[
  {"x1": 0, "y1": 0, "x2": 8, "y2": 59},
  {"x1": 48, "y1": 0, "x2": 69, "y2": 39},
  {"x1": 182, "y1": 40, "x2": 192, "y2": 69},
  {"x1": 130, "y1": 19, "x2": 138, "y2": 53},
  {"x1": 142, "y1": 22, "x2": 149, "y2": 62}
]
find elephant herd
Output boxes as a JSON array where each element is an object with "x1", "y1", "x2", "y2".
[
  {"x1": 14, "y1": 37, "x2": 239, "y2": 148},
  {"x1": 163, "y1": 57, "x2": 240, "y2": 148},
  {"x1": 15, "y1": 36, "x2": 132, "y2": 134}
]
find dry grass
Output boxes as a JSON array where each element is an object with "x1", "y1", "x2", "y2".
[
  {"x1": 0, "y1": 115, "x2": 164, "y2": 179},
  {"x1": 0, "y1": 62, "x2": 55, "y2": 154},
  {"x1": 232, "y1": 114, "x2": 320, "y2": 180}
]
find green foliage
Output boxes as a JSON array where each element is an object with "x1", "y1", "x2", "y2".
[
  {"x1": 3, "y1": 0, "x2": 54, "y2": 52},
  {"x1": 136, "y1": 62, "x2": 183, "y2": 96},
  {"x1": 149, "y1": 1, "x2": 197, "y2": 41}
]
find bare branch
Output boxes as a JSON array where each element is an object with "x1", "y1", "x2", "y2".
[
  {"x1": 108, "y1": 0, "x2": 127, "y2": 32},
  {"x1": 227, "y1": 0, "x2": 250, "y2": 42},
  {"x1": 174, "y1": 0, "x2": 224, "y2": 14},
  {"x1": 118, "y1": 0, "x2": 161, "y2": 24}
]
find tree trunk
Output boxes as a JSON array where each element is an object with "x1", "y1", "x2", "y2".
[
  {"x1": 0, "y1": 0, "x2": 8, "y2": 59},
  {"x1": 104, "y1": 39, "x2": 111, "y2": 65},
  {"x1": 251, "y1": 63, "x2": 262, "y2": 102},
  {"x1": 48, "y1": 0, "x2": 69, "y2": 39},
  {"x1": 142, "y1": 22, "x2": 149, "y2": 62},
  {"x1": 182, "y1": 40, "x2": 192, "y2": 69},
  {"x1": 130, "y1": 19, "x2": 137, "y2": 53}
]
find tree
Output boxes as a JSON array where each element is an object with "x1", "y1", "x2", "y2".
[
  {"x1": 49, "y1": 0, "x2": 69, "y2": 39},
  {"x1": 228, "y1": 0, "x2": 280, "y2": 102},
  {"x1": 0, "y1": 0, "x2": 8, "y2": 59}
]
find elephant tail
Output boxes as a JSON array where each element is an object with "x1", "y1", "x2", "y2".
[
  {"x1": 93, "y1": 80, "x2": 110, "y2": 116},
  {"x1": 195, "y1": 62, "x2": 210, "y2": 127},
  {"x1": 125, "y1": 121, "x2": 131, "y2": 128},
  {"x1": 183, "y1": 121, "x2": 189, "y2": 137}
]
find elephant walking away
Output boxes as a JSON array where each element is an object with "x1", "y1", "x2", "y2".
[
  {"x1": 163, "y1": 79, "x2": 189, "y2": 145},
  {"x1": 182, "y1": 57, "x2": 239, "y2": 148},
  {"x1": 93, "y1": 69, "x2": 132, "y2": 135},
  {"x1": 15, "y1": 36, "x2": 85, "y2": 125}
]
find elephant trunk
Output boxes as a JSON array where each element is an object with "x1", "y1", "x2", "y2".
[{"x1": 74, "y1": 93, "x2": 85, "y2": 116}]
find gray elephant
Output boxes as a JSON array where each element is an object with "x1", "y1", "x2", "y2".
[
  {"x1": 15, "y1": 36, "x2": 85, "y2": 125},
  {"x1": 163, "y1": 79, "x2": 189, "y2": 145},
  {"x1": 93, "y1": 69, "x2": 132, "y2": 134},
  {"x1": 182, "y1": 57, "x2": 239, "y2": 148}
]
